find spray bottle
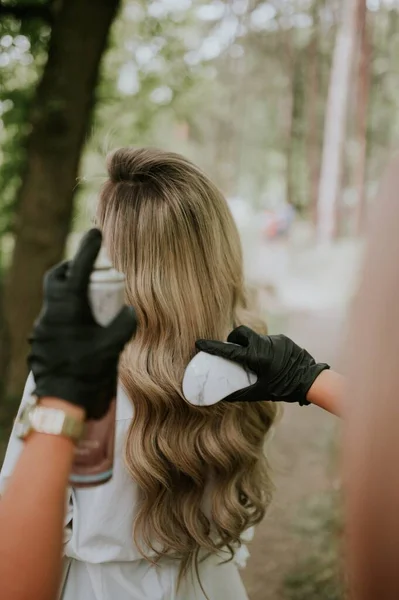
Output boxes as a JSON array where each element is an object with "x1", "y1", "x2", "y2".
[{"x1": 69, "y1": 248, "x2": 125, "y2": 487}]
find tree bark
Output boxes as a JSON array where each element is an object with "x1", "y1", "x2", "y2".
[
  {"x1": 4, "y1": 0, "x2": 121, "y2": 399},
  {"x1": 354, "y1": 0, "x2": 370, "y2": 235},
  {"x1": 0, "y1": 275, "x2": 9, "y2": 393},
  {"x1": 316, "y1": 0, "x2": 359, "y2": 243},
  {"x1": 306, "y1": 4, "x2": 321, "y2": 225},
  {"x1": 0, "y1": 1, "x2": 52, "y2": 23},
  {"x1": 285, "y1": 54, "x2": 295, "y2": 208},
  {"x1": 281, "y1": 27, "x2": 296, "y2": 208}
]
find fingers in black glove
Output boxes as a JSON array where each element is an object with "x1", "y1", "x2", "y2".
[
  {"x1": 196, "y1": 326, "x2": 329, "y2": 406},
  {"x1": 227, "y1": 325, "x2": 253, "y2": 346},
  {"x1": 103, "y1": 306, "x2": 137, "y2": 348},
  {"x1": 68, "y1": 228, "x2": 102, "y2": 291},
  {"x1": 195, "y1": 339, "x2": 247, "y2": 365},
  {"x1": 29, "y1": 228, "x2": 137, "y2": 419}
]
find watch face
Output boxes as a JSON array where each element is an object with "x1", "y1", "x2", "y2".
[
  {"x1": 14, "y1": 418, "x2": 29, "y2": 439},
  {"x1": 15, "y1": 395, "x2": 37, "y2": 440},
  {"x1": 14, "y1": 395, "x2": 83, "y2": 443}
]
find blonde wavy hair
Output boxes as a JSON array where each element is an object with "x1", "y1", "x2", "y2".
[{"x1": 97, "y1": 147, "x2": 278, "y2": 583}]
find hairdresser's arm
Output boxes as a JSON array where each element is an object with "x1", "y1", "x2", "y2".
[
  {"x1": 196, "y1": 327, "x2": 342, "y2": 415},
  {"x1": 306, "y1": 369, "x2": 344, "y2": 416},
  {"x1": 0, "y1": 399, "x2": 84, "y2": 600},
  {"x1": 0, "y1": 229, "x2": 136, "y2": 600}
]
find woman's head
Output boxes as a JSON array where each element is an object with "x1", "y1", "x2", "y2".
[
  {"x1": 97, "y1": 147, "x2": 277, "y2": 580},
  {"x1": 98, "y1": 147, "x2": 246, "y2": 345}
]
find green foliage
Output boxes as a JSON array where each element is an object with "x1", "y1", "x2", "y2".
[
  {"x1": 0, "y1": 6, "x2": 50, "y2": 239},
  {"x1": 3, "y1": 0, "x2": 399, "y2": 235},
  {"x1": 74, "y1": 0, "x2": 220, "y2": 227}
]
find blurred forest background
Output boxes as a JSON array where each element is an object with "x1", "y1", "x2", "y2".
[
  {"x1": 0, "y1": 0, "x2": 397, "y2": 598},
  {"x1": 1, "y1": 0, "x2": 397, "y2": 401}
]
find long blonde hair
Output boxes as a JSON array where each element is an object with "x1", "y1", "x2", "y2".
[{"x1": 97, "y1": 147, "x2": 277, "y2": 580}]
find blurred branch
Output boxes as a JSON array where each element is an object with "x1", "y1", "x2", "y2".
[{"x1": 0, "y1": 2, "x2": 52, "y2": 23}]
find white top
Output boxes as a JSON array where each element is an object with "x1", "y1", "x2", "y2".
[{"x1": 0, "y1": 375, "x2": 253, "y2": 600}]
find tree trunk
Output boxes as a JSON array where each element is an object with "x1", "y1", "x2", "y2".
[
  {"x1": 0, "y1": 274, "x2": 9, "y2": 393},
  {"x1": 285, "y1": 61, "x2": 295, "y2": 208},
  {"x1": 282, "y1": 29, "x2": 296, "y2": 208},
  {"x1": 306, "y1": 4, "x2": 321, "y2": 226},
  {"x1": 316, "y1": 0, "x2": 359, "y2": 243},
  {"x1": 4, "y1": 0, "x2": 121, "y2": 400},
  {"x1": 354, "y1": 0, "x2": 370, "y2": 235}
]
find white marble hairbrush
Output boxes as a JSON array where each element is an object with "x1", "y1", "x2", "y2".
[{"x1": 182, "y1": 348, "x2": 257, "y2": 406}]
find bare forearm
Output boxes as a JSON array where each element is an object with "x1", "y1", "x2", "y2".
[
  {"x1": 307, "y1": 370, "x2": 344, "y2": 416},
  {"x1": 0, "y1": 399, "x2": 83, "y2": 600}
]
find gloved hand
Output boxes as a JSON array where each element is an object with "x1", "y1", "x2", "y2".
[
  {"x1": 28, "y1": 228, "x2": 137, "y2": 419},
  {"x1": 196, "y1": 326, "x2": 329, "y2": 405}
]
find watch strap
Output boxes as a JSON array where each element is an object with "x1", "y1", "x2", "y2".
[
  {"x1": 15, "y1": 396, "x2": 84, "y2": 443},
  {"x1": 30, "y1": 406, "x2": 84, "y2": 442}
]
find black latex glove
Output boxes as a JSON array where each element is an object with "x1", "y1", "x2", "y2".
[
  {"x1": 196, "y1": 326, "x2": 329, "y2": 406},
  {"x1": 28, "y1": 228, "x2": 137, "y2": 419}
]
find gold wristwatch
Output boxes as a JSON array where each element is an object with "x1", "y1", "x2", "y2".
[{"x1": 15, "y1": 395, "x2": 84, "y2": 443}]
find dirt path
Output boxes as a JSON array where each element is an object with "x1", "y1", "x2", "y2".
[{"x1": 242, "y1": 309, "x2": 344, "y2": 600}]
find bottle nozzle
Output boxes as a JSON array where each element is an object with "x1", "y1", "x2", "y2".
[{"x1": 94, "y1": 246, "x2": 113, "y2": 271}]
